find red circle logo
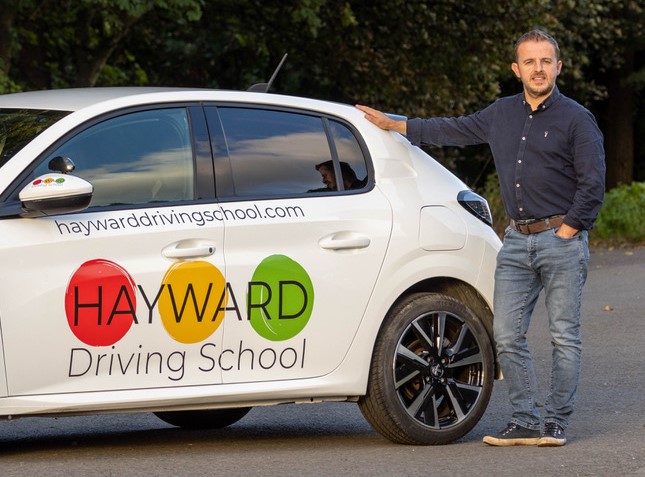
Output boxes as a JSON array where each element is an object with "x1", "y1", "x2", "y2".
[{"x1": 65, "y1": 259, "x2": 137, "y2": 346}]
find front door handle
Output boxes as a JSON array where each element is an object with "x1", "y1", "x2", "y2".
[{"x1": 162, "y1": 239, "x2": 216, "y2": 259}]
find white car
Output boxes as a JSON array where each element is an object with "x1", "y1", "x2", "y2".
[{"x1": 0, "y1": 88, "x2": 501, "y2": 445}]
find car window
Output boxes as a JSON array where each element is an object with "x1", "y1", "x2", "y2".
[
  {"x1": 36, "y1": 108, "x2": 194, "y2": 207},
  {"x1": 327, "y1": 120, "x2": 368, "y2": 190},
  {"x1": 214, "y1": 107, "x2": 369, "y2": 198},
  {"x1": 217, "y1": 108, "x2": 332, "y2": 197}
]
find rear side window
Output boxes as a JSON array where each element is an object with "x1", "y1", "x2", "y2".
[
  {"x1": 328, "y1": 120, "x2": 368, "y2": 190},
  {"x1": 35, "y1": 108, "x2": 194, "y2": 207},
  {"x1": 213, "y1": 107, "x2": 368, "y2": 198}
]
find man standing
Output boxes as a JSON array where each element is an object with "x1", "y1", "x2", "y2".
[{"x1": 356, "y1": 29, "x2": 605, "y2": 447}]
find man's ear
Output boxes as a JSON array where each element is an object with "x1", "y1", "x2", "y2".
[{"x1": 511, "y1": 62, "x2": 520, "y2": 79}]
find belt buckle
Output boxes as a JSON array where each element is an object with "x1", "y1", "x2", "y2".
[
  {"x1": 515, "y1": 218, "x2": 535, "y2": 226},
  {"x1": 510, "y1": 220, "x2": 527, "y2": 234}
]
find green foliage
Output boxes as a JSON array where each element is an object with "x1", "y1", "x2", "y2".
[
  {"x1": 2, "y1": 0, "x2": 203, "y2": 89},
  {"x1": 592, "y1": 182, "x2": 645, "y2": 243},
  {"x1": 1, "y1": 0, "x2": 645, "y2": 241},
  {"x1": 0, "y1": 73, "x2": 20, "y2": 95},
  {"x1": 536, "y1": 0, "x2": 645, "y2": 104},
  {"x1": 2, "y1": 1, "x2": 643, "y2": 117}
]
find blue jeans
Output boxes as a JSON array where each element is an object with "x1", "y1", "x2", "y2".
[{"x1": 493, "y1": 227, "x2": 589, "y2": 430}]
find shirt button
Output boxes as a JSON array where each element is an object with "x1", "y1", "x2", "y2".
[
  {"x1": 518, "y1": 160, "x2": 522, "y2": 163},
  {"x1": 529, "y1": 115, "x2": 533, "y2": 119},
  {"x1": 522, "y1": 137, "x2": 526, "y2": 140},
  {"x1": 516, "y1": 184, "x2": 520, "y2": 188},
  {"x1": 519, "y1": 207, "x2": 524, "y2": 212}
]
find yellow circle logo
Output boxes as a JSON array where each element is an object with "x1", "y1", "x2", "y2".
[{"x1": 158, "y1": 261, "x2": 227, "y2": 343}]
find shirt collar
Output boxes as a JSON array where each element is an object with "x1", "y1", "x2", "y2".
[{"x1": 521, "y1": 85, "x2": 561, "y2": 112}]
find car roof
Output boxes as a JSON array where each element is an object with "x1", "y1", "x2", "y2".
[
  {"x1": 0, "y1": 87, "x2": 360, "y2": 119},
  {"x1": 0, "y1": 87, "x2": 220, "y2": 111}
]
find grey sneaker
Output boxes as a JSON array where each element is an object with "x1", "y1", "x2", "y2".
[
  {"x1": 538, "y1": 422, "x2": 567, "y2": 447},
  {"x1": 483, "y1": 422, "x2": 540, "y2": 446}
]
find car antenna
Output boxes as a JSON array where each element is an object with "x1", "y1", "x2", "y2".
[{"x1": 247, "y1": 53, "x2": 288, "y2": 93}]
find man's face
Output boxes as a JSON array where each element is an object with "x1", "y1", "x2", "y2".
[{"x1": 512, "y1": 39, "x2": 562, "y2": 104}]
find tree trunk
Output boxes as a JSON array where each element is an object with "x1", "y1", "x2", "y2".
[
  {"x1": 72, "y1": 12, "x2": 146, "y2": 87},
  {"x1": 604, "y1": 49, "x2": 635, "y2": 189}
]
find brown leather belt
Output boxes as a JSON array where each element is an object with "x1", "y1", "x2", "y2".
[{"x1": 510, "y1": 215, "x2": 565, "y2": 235}]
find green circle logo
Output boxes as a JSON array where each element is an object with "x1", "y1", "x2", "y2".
[{"x1": 248, "y1": 255, "x2": 314, "y2": 341}]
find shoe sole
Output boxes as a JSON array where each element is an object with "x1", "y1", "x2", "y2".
[
  {"x1": 537, "y1": 437, "x2": 566, "y2": 447},
  {"x1": 483, "y1": 436, "x2": 540, "y2": 446}
]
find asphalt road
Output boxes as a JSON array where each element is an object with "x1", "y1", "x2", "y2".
[{"x1": 1, "y1": 246, "x2": 644, "y2": 477}]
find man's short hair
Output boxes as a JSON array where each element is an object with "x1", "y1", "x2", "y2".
[{"x1": 514, "y1": 29, "x2": 560, "y2": 61}]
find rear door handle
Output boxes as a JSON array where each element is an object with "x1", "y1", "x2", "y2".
[{"x1": 319, "y1": 232, "x2": 371, "y2": 250}]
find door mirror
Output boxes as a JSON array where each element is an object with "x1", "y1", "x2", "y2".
[{"x1": 19, "y1": 173, "x2": 93, "y2": 217}]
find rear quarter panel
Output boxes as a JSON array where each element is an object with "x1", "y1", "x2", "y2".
[{"x1": 325, "y1": 124, "x2": 501, "y2": 393}]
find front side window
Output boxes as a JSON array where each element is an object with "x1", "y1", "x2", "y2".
[{"x1": 36, "y1": 108, "x2": 194, "y2": 207}]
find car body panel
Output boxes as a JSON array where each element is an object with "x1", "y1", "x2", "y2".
[
  {"x1": 0, "y1": 88, "x2": 501, "y2": 426},
  {"x1": 219, "y1": 191, "x2": 392, "y2": 384},
  {"x1": 0, "y1": 204, "x2": 226, "y2": 395}
]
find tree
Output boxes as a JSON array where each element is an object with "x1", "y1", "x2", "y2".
[
  {"x1": 124, "y1": 0, "x2": 536, "y2": 185},
  {"x1": 2, "y1": 0, "x2": 643, "y2": 186},
  {"x1": 0, "y1": 0, "x2": 203, "y2": 90},
  {"x1": 0, "y1": 0, "x2": 23, "y2": 93},
  {"x1": 527, "y1": 0, "x2": 645, "y2": 188}
]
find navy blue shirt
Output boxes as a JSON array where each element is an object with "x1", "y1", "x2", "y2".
[{"x1": 406, "y1": 86, "x2": 606, "y2": 230}]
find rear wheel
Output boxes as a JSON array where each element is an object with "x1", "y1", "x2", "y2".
[
  {"x1": 154, "y1": 407, "x2": 252, "y2": 429},
  {"x1": 359, "y1": 292, "x2": 494, "y2": 445}
]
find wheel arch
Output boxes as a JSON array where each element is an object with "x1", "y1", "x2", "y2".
[
  {"x1": 385, "y1": 277, "x2": 499, "y2": 378},
  {"x1": 358, "y1": 280, "x2": 498, "y2": 444}
]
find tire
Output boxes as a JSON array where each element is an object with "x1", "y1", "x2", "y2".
[
  {"x1": 154, "y1": 407, "x2": 252, "y2": 429},
  {"x1": 358, "y1": 292, "x2": 494, "y2": 445}
]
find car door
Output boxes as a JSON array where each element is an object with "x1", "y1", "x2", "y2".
[
  {"x1": 0, "y1": 106, "x2": 228, "y2": 396},
  {"x1": 205, "y1": 106, "x2": 393, "y2": 384}
]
